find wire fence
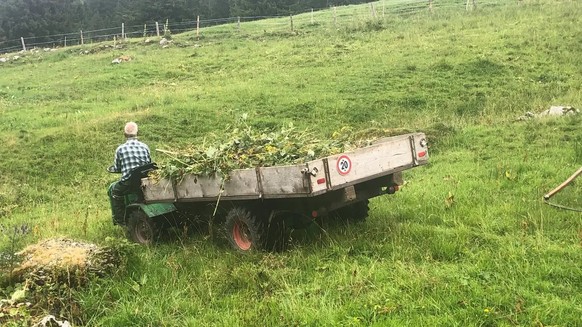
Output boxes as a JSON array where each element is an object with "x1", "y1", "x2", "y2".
[{"x1": 0, "y1": 0, "x2": 518, "y2": 55}]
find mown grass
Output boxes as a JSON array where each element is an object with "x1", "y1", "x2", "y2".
[{"x1": 0, "y1": 0, "x2": 581, "y2": 325}]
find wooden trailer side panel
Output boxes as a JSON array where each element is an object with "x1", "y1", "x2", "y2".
[
  {"x1": 259, "y1": 165, "x2": 309, "y2": 197},
  {"x1": 326, "y1": 134, "x2": 416, "y2": 189},
  {"x1": 142, "y1": 178, "x2": 175, "y2": 202},
  {"x1": 175, "y1": 169, "x2": 259, "y2": 199}
]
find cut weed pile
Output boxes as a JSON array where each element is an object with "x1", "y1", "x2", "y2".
[{"x1": 153, "y1": 117, "x2": 411, "y2": 180}]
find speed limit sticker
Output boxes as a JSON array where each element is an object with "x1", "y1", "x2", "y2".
[{"x1": 336, "y1": 155, "x2": 352, "y2": 175}]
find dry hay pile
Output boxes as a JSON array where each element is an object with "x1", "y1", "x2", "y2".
[
  {"x1": 0, "y1": 238, "x2": 122, "y2": 326},
  {"x1": 12, "y1": 237, "x2": 120, "y2": 285}
]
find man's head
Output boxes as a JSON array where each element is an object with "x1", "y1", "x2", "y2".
[{"x1": 124, "y1": 122, "x2": 138, "y2": 137}]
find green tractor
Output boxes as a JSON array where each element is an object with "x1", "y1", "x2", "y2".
[{"x1": 108, "y1": 163, "x2": 177, "y2": 244}]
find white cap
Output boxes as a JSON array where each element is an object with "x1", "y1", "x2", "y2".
[{"x1": 124, "y1": 122, "x2": 138, "y2": 136}]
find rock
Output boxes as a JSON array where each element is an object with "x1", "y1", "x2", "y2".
[
  {"x1": 518, "y1": 106, "x2": 579, "y2": 121},
  {"x1": 539, "y1": 106, "x2": 579, "y2": 116},
  {"x1": 160, "y1": 38, "x2": 169, "y2": 45}
]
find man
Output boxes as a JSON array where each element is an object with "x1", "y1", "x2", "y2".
[{"x1": 108, "y1": 121, "x2": 151, "y2": 225}]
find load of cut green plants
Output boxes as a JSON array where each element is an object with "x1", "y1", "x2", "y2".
[{"x1": 151, "y1": 121, "x2": 409, "y2": 181}]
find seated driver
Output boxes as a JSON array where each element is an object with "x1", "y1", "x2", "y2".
[{"x1": 108, "y1": 122, "x2": 151, "y2": 225}]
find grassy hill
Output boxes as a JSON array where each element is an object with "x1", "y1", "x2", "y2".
[{"x1": 0, "y1": 0, "x2": 581, "y2": 325}]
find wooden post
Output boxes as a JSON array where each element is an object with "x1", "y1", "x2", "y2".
[
  {"x1": 113, "y1": 35, "x2": 117, "y2": 46},
  {"x1": 143, "y1": 24, "x2": 147, "y2": 38},
  {"x1": 21, "y1": 37, "x2": 26, "y2": 51},
  {"x1": 155, "y1": 22, "x2": 160, "y2": 37},
  {"x1": 311, "y1": 8, "x2": 314, "y2": 24},
  {"x1": 237, "y1": 17, "x2": 241, "y2": 32},
  {"x1": 122, "y1": 23, "x2": 125, "y2": 40},
  {"x1": 196, "y1": 15, "x2": 200, "y2": 39},
  {"x1": 290, "y1": 15, "x2": 294, "y2": 32},
  {"x1": 80, "y1": 30, "x2": 84, "y2": 45},
  {"x1": 64, "y1": 36, "x2": 67, "y2": 47}
]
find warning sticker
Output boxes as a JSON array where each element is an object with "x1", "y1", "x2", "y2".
[{"x1": 337, "y1": 155, "x2": 352, "y2": 176}]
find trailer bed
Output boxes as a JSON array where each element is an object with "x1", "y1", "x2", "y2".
[{"x1": 142, "y1": 132, "x2": 428, "y2": 202}]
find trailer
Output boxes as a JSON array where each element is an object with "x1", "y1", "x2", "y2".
[{"x1": 123, "y1": 132, "x2": 429, "y2": 251}]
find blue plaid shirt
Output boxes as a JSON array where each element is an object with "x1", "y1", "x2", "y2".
[{"x1": 111, "y1": 138, "x2": 151, "y2": 182}]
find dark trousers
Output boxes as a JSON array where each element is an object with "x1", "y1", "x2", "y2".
[{"x1": 108, "y1": 180, "x2": 129, "y2": 225}]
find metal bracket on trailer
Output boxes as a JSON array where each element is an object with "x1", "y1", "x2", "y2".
[
  {"x1": 322, "y1": 158, "x2": 332, "y2": 190},
  {"x1": 409, "y1": 135, "x2": 419, "y2": 166}
]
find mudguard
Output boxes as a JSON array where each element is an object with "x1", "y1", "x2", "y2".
[{"x1": 127, "y1": 202, "x2": 177, "y2": 218}]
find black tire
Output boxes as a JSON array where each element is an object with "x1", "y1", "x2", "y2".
[
  {"x1": 348, "y1": 200, "x2": 370, "y2": 222},
  {"x1": 225, "y1": 208, "x2": 263, "y2": 252},
  {"x1": 263, "y1": 216, "x2": 290, "y2": 252},
  {"x1": 333, "y1": 200, "x2": 370, "y2": 223},
  {"x1": 126, "y1": 209, "x2": 160, "y2": 245}
]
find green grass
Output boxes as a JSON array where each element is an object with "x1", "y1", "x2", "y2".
[{"x1": 1, "y1": 0, "x2": 581, "y2": 325}]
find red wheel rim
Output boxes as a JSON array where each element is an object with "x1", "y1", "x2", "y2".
[{"x1": 232, "y1": 220, "x2": 252, "y2": 251}]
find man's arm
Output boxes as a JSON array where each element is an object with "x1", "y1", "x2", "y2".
[{"x1": 108, "y1": 149, "x2": 122, "y2": 173}]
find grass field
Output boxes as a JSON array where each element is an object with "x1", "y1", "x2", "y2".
[{"x1": 0, "y1": 0, "x2": 581, "y2": 325}]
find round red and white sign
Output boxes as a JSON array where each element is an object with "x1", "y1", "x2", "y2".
[{"x1": 337, "y1": 155, "x2": 352, "y2": 175}]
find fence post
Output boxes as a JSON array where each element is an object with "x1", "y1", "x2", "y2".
[
  {"x1": 290, "y1": 15, "x2": 294, "y2": 32},
  {"x1": 143, "y1": 24, "x2": 147, "y2": 38},
  {"x1": 237, "y1": 16, "x2": 241, "y2": 32},
  {"x1": 20, "y1": 37, "x2": 26, "y2": 51},
  {"x1": 80, "y1": 30, "x2": 84, "y2": 45},
  {"x1": 196, "y1": 15, "x2": 200, "y2": 39},
  {"x1": 333, "y1": 6, "x2": 337, "y2": 28},
  {"x1": 122, "y1": 23, "x2": 125, "y2": 40},
  {"x1": 155, "y1": 22, "x2": 160, "y2": 37},
  {"x1": 311, "y1": 8, "x2": 314, "y2": 24},
  {"x1": 64, "y1": 36, "x2": 67, "y2": 47}
]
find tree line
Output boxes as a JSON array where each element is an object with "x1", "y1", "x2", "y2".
[{"x1": 0, "y1": 0, "x2": 372, "y2": 48}]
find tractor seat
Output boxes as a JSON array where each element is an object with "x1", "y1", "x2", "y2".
[{"x1": 127, "y1": 162, "x2": 158, "y2": 190}]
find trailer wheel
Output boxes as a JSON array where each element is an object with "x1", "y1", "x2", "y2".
[
  {"x1": 126, "y1": 209, "x2": 159, "y2": 245},
  {"x1": 333, "y1": 200, "x2": 370, "y2": 223},
  {"x1": 350, "y1": 200, "x2": 370, "y2": 222},
  {"x1": 225, "y1": 208, "x2": 262, "y2": 252}
]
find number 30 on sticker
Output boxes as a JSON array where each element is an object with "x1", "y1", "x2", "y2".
[{"x1": 337, "y1": 155, "x2": 352, "y2": 175}]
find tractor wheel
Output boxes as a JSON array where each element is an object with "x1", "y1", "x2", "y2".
[
  {"x1": 126, "y1": 209, "x2": 159, "y2": 245},
  {"x1": 225, "y1": 207, "x2": 263, "y2": 252}
]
